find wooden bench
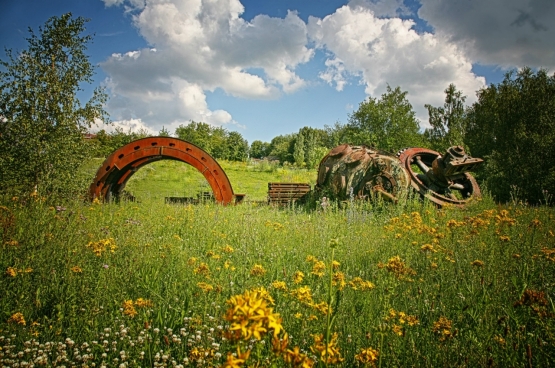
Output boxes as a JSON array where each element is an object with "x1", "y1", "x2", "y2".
[{"x1": 268, "y1": 183, "x2": 311, "y2": 205}]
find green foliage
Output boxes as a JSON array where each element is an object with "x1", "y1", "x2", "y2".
[
  {"x1": 424, "y1": 84, "x2": 467, "y2": 152},
  {"x1": 0, "y1": 13, "x2": 108, "y2": 198},
  {"x1": 174, "y1": 121, "x2": 248, "y2": 161},
  {"x1": 293, "y1": 131, "x2": 305, "y2": 166},
  {"x1": 465, "y1": 68, "x2": 555, "y2": 204},
  {"x1": 249, "y1": 140, "x2": 270, "y2": 159},
  {"x1": 90, "y1": 127, "x2": 150, "y2": 158},
  {"x1": 158, "y1": 126, "x2": 170, "y2": 137},
  {"x1": 225, "y1": 131, "x2": 249, "y2": 162},
  {"x1": 268, "y1": 134, "x2": 295, "y2": 163},
  {"x1": 345, "y1": 86, "x2": 423, "y2": 152}
]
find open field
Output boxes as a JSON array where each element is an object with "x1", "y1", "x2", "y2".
[
  {"x1": 1, "y1": 162, "x2": 555, "y2": 367},
  {"x1": 108, "y1": 160, "x2": 317, "y2": 202}
]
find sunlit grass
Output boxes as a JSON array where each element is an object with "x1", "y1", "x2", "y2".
[{"x1": 1, "y1": 192, "x2": 554, "y2": 367}]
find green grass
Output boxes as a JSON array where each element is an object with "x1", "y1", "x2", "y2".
[
  {"x1": 122, "y1": 160, "x2": 317, "y2": 201},
  {"x1": 1, "y1": 162, "x2": 554, "y2": 367}
]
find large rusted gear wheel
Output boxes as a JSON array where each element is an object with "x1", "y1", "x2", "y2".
[
  {"x1": 90, "y1": 137, "x2": 235, "y2": 205},
  {"x1": 397, "y1": 147, "x2": 481, "y2": 207}
]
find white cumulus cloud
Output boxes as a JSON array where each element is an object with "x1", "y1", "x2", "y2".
[
  {"x1": 307, "y1": 3, "x2": 486, "y2": 126},
  {"x1": 101, "y1": 0, "x2": 313, "y2": 132}
]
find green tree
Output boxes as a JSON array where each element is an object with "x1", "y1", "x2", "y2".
[
  {"x1": 465, "y1": 67, "x2": 555, "y2": 204},
  {"x1": 158, "y1": 126, "x2": 171, "y2": 137},
  {"x1": 346, "y1": 86, "x2": 423, "y2": 152},
  {"x1": 249, "y1": 140, "x2": 270, "y2": 159},
  {"x1": 424, "y1": 84, "x2": 467, "y2": 151},
  {"x1": 226, "y1": 131, "x2": 249, "y2": 161},
  {"x1": 0, "y1": 13, "x2": 108, "y2": 198},
  {"x1": 175, "y1": 121, "x2": 214, "y2": 154},
  {"x1": 293, "y1": 132, "x2": 305, "y2": 167},
  {"x1": 268, "y1": 134, "x2": 295, "y2": 163},
  {"x1": 210, "y1": 126, "x2": 230, "y2": 160}
]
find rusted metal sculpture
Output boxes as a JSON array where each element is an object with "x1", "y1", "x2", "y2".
[
  {"x1": 316, "y1": 144, "x2": 411, "y2": 203},
  {"x1": 397, "y1": 146, "x2": 482, "y2": 206},
  {"x1": 90, "y1": 137, "x2": 235, "y2": 205},
  {"x1": 315, "y1": 144, "x2": 482, "y2": 207}
]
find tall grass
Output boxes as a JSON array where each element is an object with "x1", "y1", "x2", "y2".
[{"x1": 1, "y1": 192, "x2": 554, "y2": 367}]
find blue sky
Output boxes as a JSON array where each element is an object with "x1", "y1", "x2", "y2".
[{"x1": 1, "y1": 0, "x2": 552, "y2": 144}]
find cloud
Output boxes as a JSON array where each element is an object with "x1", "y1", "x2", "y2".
[
  {"x1": 94, "y1": 118, "x2": 158, "y2": 135},
  {"x1": 307, "y1": 3, "x2": 486, "y2": 126},
  {"x1": 349, "y1": 0, "x2": 410, "y2": 18},
  {"x1": 418, "y1": 0, "x2": 555, "y2": 69},
  {"x1": 101, "y1": 0, "x2": 312, "y2": 132}
]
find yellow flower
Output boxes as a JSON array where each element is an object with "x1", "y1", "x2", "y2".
[
  {"x1": 71, "y1": 266, "x2": 83, "y2": 273},
  {"x1": 293, "y1": 270, "x2": 305, "y2": 284},
  {"x1": 294, "y1": 313, "x2": 302, "y2": 319},
  {"x1": 8, "y1": 312, "x2": 26, "y2": 325},
  {"x1": 311, "y1": 261, "x2": 326, "y2": 277},
  {"x1": 6, "y1": 267, "x2": 17, "y2": 277},
  {"x1": 122, "y1": 300, "x2": 137, "y2": 317},
  {"x1": 271, "y1": 280, "x2": 287, "y2": 291},
  {"x1": 471, "y1": 260, "x2": 484, "y2": 267},
  {"x1": 310, "y1": 301, "x2": 331, "y2": 315},
  {"x1": 432, "y1": 316, "x2": 452, "y2": 340},
  {"x1": 420, "y1": 244, "x2": 434, "y2": 252},
  {"x1": 307, "y1": 315, "x2": 318, "y2": 321},
  {"x1": 348, "y1": 277, "x2": 375, "y2": 291},
  {"x1": 306, "y1": 255, "x2": 317, "y2": 263},
  {"x1": 194, "y1": 262, "x2": 210, "y2": 276},
  {"x1": 290, "y1": 286, "x2": 313, "y2": 304},
  {"x1": 285, "y1": 346, "x2": 314, "y2": 367},
  {"x1": 222, "y1": 245, "x2": 234, "y2": 253},
  {"x1": 446, "y1": 219, "x2": 465, "y2": 228},
  {"x1": 499, "y1": 235, "x2": 510, "y2": 242},
  {"x1": 86, "y1": 238, "x2": 117, "y2": 256},
  {"x1": 311, "y1": 333, "x2": 344, "y2": 364},
  {"x1": 222, "y1": 347, "x2": 251, "y2": 368},
  {"x1": 355, "y1": 347, "x2": 379, "y2": 365},
  {"x1": 392, "y1": 324, "x2": 403, "y2": 336},
  {"x1": 541, "y1": 247, "x2": 555, "y2": 262},
  {"x1": 197, "y1": 282, "x2": 214, "y2": 292},
  {"x1": 187, "y1": 257, "x2": 198, "y2": 265},
  {"x1": 332, "y1": 260, "x2": 340, "y2": 270},
  {"x1": 224, "y1": 287, "x2": 283, "y2": 341},
  {"x1": 332, "y1": 272, "x2": 346, "y2": 290},
  {"x1": 134, "y1": 298, "x2": 153, "y2": 308},
  {"x1": 250, "y1": 264, "x2": 266, "y2": 276},
  {"x1": 381, "y1": 256, "x2": 416, "y2": 280},
  {"x1": 494, "y1": 335, "x2": 506, "y2": 345}
]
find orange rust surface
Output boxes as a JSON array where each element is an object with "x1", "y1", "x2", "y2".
[{"x1": 89, "y1": 137, "x2": 234, "y2": 205}]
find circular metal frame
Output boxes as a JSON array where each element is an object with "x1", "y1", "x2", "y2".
[
  {"x1": 89, "y1": 137, "x2": 235, "y2": 205},
  {"x1": 397, "y1": 147, "x2": 481, "y2": 207}
]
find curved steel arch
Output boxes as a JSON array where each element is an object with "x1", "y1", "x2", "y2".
[{"x1": 89, "y1": 137, "x2": 235, "y2": 205}]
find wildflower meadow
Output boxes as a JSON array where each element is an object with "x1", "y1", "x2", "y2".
[{"x1": 1, "y1": 190, "x2": 554, "y2": 367}]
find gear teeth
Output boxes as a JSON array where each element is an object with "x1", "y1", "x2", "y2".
[{"x1": 396, "y1": 147, "x2": 409, "y2": 157}]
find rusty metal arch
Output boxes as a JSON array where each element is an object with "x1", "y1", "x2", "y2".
[{"x1": 89, "y1": 137, "x2": 235, "y2": 205}]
